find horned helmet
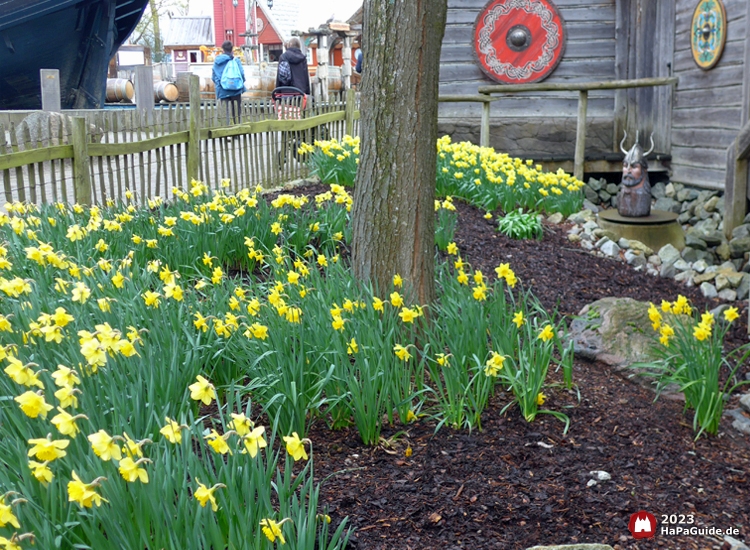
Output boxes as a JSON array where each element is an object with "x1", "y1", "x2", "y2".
[{"x1": 620, "y1": 131, "x2": 654, "y2": 170}]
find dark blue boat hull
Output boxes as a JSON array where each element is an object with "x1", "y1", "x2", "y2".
[{"x1": 0, "y1": 0, "x2": 149, "y2": 110}]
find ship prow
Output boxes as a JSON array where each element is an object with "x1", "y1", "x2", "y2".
[{"x1": 0, "y1": 0, "x2": 150, "y2": 110}]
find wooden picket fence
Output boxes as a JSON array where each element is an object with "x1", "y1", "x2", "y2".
[{"x1": 0, "y1": 76, "x2": 359, "y2": 206}]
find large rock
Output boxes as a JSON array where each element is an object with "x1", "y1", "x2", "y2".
[
  {"x1": 658, "y1": 244, "x2": 681, "y2": 266},
  {"x1": 653, "y1": 197, "x2": 681, "y2": 213},
  {"x1": 729, "y1": 236, "x2": 750, "y2": 258},
  {"x1": 14, "y1": 111, "x2": 102, "y2": 148},
  {"x1": 569, "y1": 298, "x2": 658, "y2": 368}
]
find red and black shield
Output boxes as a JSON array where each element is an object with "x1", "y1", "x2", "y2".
[{"x1": 473, "y1": 0, "x2": 566, "y2": 84}]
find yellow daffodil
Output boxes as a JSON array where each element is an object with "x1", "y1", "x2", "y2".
[
  {"x1": 71, "y1": 282, "x2": 91, "y2": 303},
  {"x1": 189, "y1": 375, "x2": 216, "y2": 406},
  {"x1": 693, "y1": 323, "x2": 711, "y2": 341},
  {"x1": 283, "y1": 432, "x2": 309, "y2": 461},
  {"x1": 55, "y1": 385, "x2": 80, "y2": 409},
  {"x1": 118, "y1": 457, "x2": 150, "y2": 483},
  {"x1": 51, "y1": 408, "x2": 87, "y2": 436},
  {"x1": 194, "y1": 479, "x2": 225, "y2": 511},
  {"x1": 160, "y1": 417, "x2": 185, "y2": 444},
  {"x1": 390, "y1": 291, "x2": 404, "y2": 307},
  {"x1": 398, "y1": 307, "x2": 420, "y2": 323},
  {"x1": 88, "y1": 429, "x2": 122, "y2": 461},
  {"x1": 27, "y1": 435, "x2": 69, "y2": 462},
  {"x1": 484, "y1": 352, "x2": 505, "y2": 377},
  {"x1": 242, "y1": 426, "x2": 268, "y2": 457},
  {"x1": 142, "y1": 291, "x2": 161, "y2": 308},
  {"x1": 67, "y1": 471, "x2": 107, "y2": 508},
  {"x1": 538, "y1": 324, "x2": 555, "y2": 342},
  {"x1": 245, "y1": 322, "x2": 268, "y2": 340},
  {"x1": 724, "y1": 306, "x2": 740, "y2": 322},
  {"x1": 15, "y1": 390, "x2": 54, "y2": 419},
  {"x1": 536, "y1": 392, "x2": 547, "y2": 405},
  {"x1": 205, "y1": 430, "x2": 232, "y2": 455},
  {"x1": 261, "y1": 518, "x2": 288, "y2": 544},
  {"x1": 512, "y1": 311, "x2": 524, "y2": 328},
  {"x1": 347, "y1": 338, "x2": 358, "y2": 355},
  {"x1": 0, "y1": 496, "x2": 20, "y2": 529},
  {"x1": 394, "y1": 344, "x2": 411, "y2": 361},
  {"x1": 28, "y1": 460, "x2": 54, "y2": 484}
]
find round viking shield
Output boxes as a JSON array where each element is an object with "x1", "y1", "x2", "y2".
[
  {"x1": 473, "y1": 0, "x2": 566, "y2": 84},
  {"x1": 691, "y1": 0, "x2": 727, "y2": 70}
]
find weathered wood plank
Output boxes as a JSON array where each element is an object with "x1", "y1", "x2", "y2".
[
  {"x1": 478, "y1": 76, "x2": 677, "y2": 94},
  {"x1": 671, "y1": 144, "x2": 730, "y2": 168},
  {"x1": 672, "y1": 38, "x2": 746, "y2": 68},
  {"x1": 0, "y1": 145, "x2": 74, "y2": 171},
  {"x1": 671, "y1": 163, "x2": 726, "y2": 190},
  {"x1": 209, "y1": 111, "x2": 347, "y2": 138},
  {"x1": 672, "y1": 127, "x2": 739, "y2": 149},
  {"x1": 672, "y1": 106, "x2": 743, "y2": 129},
  {"x1": 437, "y1": 97, "x2": 614, "y2": 118},
  {"x1": 673, "y1": 84, "x2": 743, "y2": 109},
  {"x1": 88, "y1": 131, "x2": 190, "y2": 157},
  {"x1": 446, "y1": 3, "x2": 614, "y2": 24},
  {"x1": 671, "y1": 64, "x2": 744, "y2": 91}
]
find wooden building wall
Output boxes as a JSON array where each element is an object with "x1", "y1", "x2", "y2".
[
  {"x1": 670, "y1": 0, "x2": 749, "y2": 190},
  {"x1": 438, "y1": 0, "x2": 618, "y2": 159}
]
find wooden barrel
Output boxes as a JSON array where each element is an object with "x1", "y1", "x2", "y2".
[
  {"x1": 327, "y1": 66, "x2": 342, "y2": 91},
  {"x1": 153, "y1": 81, "x2": 179, "y2": 102},
  {"x1": 106, "y1": 78, "x2": 134, "y2": 102}
]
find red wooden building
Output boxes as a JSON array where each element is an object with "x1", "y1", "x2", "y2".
[{"x1": 213, "y1": 0, "x2": 247, "y2": 47}]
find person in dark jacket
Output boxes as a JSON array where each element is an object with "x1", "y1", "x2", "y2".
[
  {"x1": 212, "y1": 41, "x2": 245, "y2": 125},
  {"x1": 275, "y1": 37, "x2": 311, "y2": 95}
]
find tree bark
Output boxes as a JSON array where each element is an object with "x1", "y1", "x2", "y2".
[
  {"x1": 149, "y1": 0, "x2": 163, "y2": 63},
  {"x1": 351, "y1": 0, "x2": 448, "y2": 306}
]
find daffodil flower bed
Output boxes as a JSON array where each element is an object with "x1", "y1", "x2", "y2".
[
  {"x1": 0, "y1": 180, "x2": 570, "y2": 547},
  {"x1": 299, "y1": 135, "x2": 584, "y2": 218},
  {"x1": 638, "y1": 296, "x2": 750, "y2": 439}
]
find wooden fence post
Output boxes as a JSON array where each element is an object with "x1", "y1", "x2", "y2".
[
  {"x1": 480, "y1": 94, "x2": 490, "y2": 148},
  {"x1": 134, "y1": 65, "x2": 155, "y2": 124},
  {"x1": 345, "y1": 88, "x2": 355, "y2": 137},
  {"x1": 187, "y1": 74, "x2": 201, "y2": 183},
  {"x1": 72, "y1": 117, "x2": 92, "y2": 205},
  {"x1": 574, "y1": 90, "x2": 588, "y2": 182}
]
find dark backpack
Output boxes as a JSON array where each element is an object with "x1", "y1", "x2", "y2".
[{"x1": 278, "y1": 60, "x2": 292, "y2": 86}]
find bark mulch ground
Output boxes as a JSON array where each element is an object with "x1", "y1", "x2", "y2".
[{"x1": 282, "y1": 188, "x2": 750, "y2": 550}]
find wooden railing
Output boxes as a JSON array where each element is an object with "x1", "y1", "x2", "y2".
[
  {"x1": 724, "y1": 119, "x2": 750, "y2": 239},
  {"x1": 439, "y1": 77, "x2": 679, "y2": 181},
  {"x1": 0, "y1": 76, "x2": 359, "y2": 206}
]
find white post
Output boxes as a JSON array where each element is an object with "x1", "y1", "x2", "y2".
[
  {"x1": 342, "y1": 36, "x2": 352, "y2": 91},
  {"x1": 317, "y1": 34, "x2": 329, "y2": 102}
]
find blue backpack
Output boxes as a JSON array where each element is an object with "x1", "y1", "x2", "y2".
[{"x1": 220, "y1": 58, "x2": 244, "y2": 91}]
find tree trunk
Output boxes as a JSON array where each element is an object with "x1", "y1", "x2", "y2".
[
  {"x1": 150, "y1": 0, "x2": 163, "y2": 63},
  {"x1": 351, "y1": 0, "x2": 448, "y2": 306}
]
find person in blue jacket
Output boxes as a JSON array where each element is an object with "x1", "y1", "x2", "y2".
[{"x1": 212, "y1": 41, "x2": 245, "y2": 125}]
